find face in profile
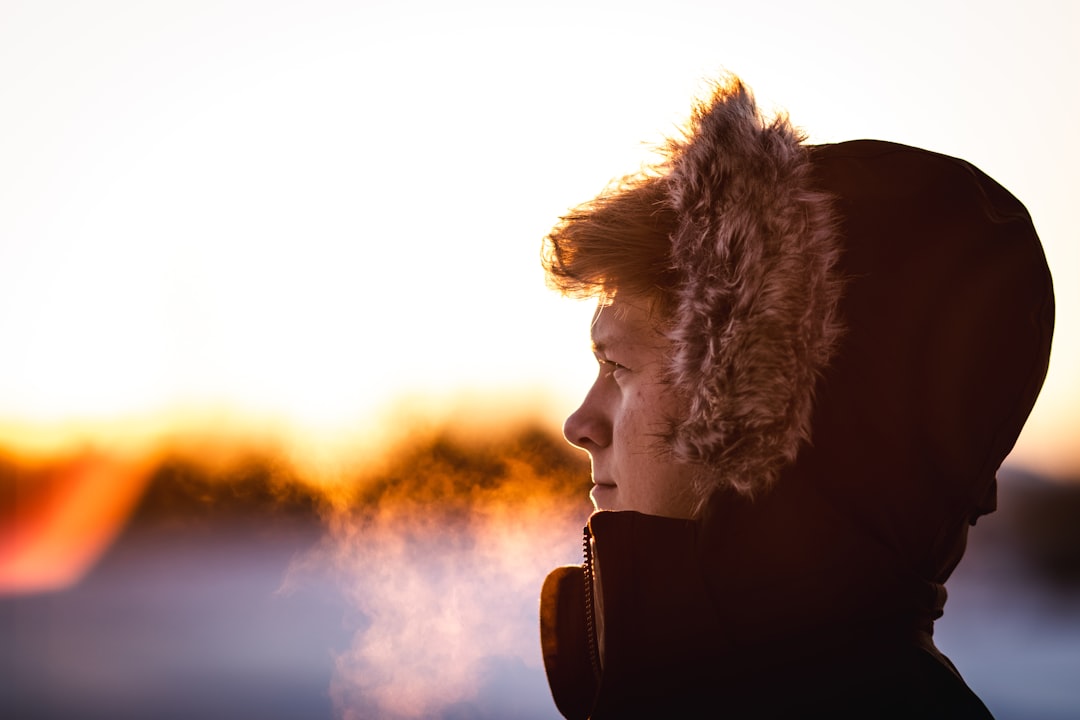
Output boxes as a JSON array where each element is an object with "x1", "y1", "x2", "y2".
[{"x1": 563, "y1": 295, "x2": 698, "y2": 519}]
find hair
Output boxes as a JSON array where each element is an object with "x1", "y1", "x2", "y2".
[{"x1": 541, "y1": 174, "x2": 679, "y2": 315}]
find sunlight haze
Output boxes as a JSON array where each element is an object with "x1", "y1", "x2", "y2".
[{"x1": 1, "y1": 0, "x2": 1076, "y2": 477}]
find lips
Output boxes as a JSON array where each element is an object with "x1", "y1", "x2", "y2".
[{"x1": 589, "y1": 482, "x2": 616, "y2": 511}]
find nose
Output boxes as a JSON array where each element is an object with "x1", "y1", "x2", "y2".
[{"x1": 563, "y1": 378, "x2": 611, "y2": 451}]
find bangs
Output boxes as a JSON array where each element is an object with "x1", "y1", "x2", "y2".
[{"x1": 541, "y1": 175, "x2": 678, "y2": 308}]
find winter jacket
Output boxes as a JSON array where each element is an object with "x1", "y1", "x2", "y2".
[{"x1": 540, "y1": 91, "x2": 1054, "y2": 718}]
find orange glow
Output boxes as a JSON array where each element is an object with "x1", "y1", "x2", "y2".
[
  {"x1": 0, "y1": 393, "x2": 582, "y2": 598},
  {"x1": 0, "y1": 411, "x2": 275, "y2": 595},
  {"x1": 0, "y1": 450, "x2": 153, "y2": 594}
]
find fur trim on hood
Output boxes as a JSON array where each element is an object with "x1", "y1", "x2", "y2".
[{"x1": 663, "y1": 79, "x2": 844, "y2": 497}]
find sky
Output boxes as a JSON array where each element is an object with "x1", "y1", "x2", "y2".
[{"x1": 0, "y1": 0, "x2": 1077, "y2": 478}]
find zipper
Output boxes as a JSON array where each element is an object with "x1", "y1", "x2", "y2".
[{"x1": 582, "y1": 525, "x2": 602, "y2": 682}]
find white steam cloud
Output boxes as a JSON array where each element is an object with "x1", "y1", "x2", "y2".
[{"x1": 298, "y1": 430, "x2": 588, "y2": 719}]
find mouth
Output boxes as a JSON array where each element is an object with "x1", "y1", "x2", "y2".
[{"x1": 589, "y1": 481, "x2": 616, "y2": 509}]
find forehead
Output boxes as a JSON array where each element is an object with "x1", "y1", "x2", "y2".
[{"x1": 590, "y1": 296, "x2": 665, "y2": 350}]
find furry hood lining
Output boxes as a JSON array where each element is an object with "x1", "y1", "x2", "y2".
[{"x1": 662, "y1": 79, "x2": 844, "y2": 498}]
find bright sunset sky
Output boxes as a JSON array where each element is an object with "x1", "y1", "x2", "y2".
[{"x1": 1, "y1": 0, "x2": 1077, "y2": 476}]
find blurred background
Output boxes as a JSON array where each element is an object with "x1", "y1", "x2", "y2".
[{"x1": 1, "y1": 1, "x2": 1077, "y2": 718}]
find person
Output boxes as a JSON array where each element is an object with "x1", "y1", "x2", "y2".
[{"x1": 538, "y1": 76, "x2": 1054, "y2": 718}]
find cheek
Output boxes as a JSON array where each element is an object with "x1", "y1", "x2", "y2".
[
  {"x1": 644, "y1": 456, "x2": 700, "y2": 518},
  {"x1": 614, "y1": 391, "x2": 654, "y2": 449},
  {"x1": 633, "y1": 383, "x2": 679, "y2": 437}
]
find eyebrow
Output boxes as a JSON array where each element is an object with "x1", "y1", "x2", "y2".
[
  {"x1": 589, "y1": 303, "x2": 650, "y2": 355},
  {"x1": 590, "y1": 319, "x2": 634, "y2": 354},
  {"x1": 589, "y1": 319, "x2": 620, "y2": 353},
  {"x1": 590, "y1": 335, "x2": 632, "y2": 357}
]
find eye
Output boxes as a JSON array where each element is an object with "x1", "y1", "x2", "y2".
[{"x1": 598, "y1": 357, "x2": 630, "y2": 375}]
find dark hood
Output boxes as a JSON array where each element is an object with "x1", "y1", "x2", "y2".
[
  {"x1": 699, "y1": 139, "x2": 1054, "y2": 658},
  {"x1": 807, "y1": 140, "x2": 1053, "y2": 517}
]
